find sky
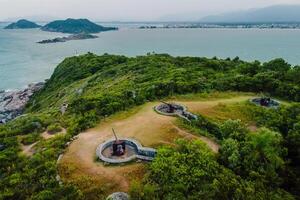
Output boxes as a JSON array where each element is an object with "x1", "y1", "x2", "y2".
[{"x1": 0, "y1": 0, "x2": 300, "y2": 21}]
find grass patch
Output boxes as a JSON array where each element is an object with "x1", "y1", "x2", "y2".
[
  {"x1": 198, "y1": 101, "x2": 256, "y2": 124},
  {"x1": 175, "y1": 118, "x2": 218, "y2": 140},
  {"x1": 170, "y1": 91, "x2": 255, "y2": 101},
  {"x1": 19, "y1": 133, "x2": 41, "y2": 145}
]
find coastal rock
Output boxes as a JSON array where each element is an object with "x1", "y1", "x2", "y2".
[
  {"x1": 0, "y1": 144, "x2": 5, "y2": 151},
  {"x1": 106, "y1": 192, "x2": 129, "y2": 200},
  {"x1": 0, "y1": 82, "x2": 44, "y2": 124}
]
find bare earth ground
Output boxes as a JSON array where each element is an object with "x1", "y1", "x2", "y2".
[
  {"x1": 20, "y1": 142, "x2": 38, "y2": 157},
  {"x1": 59, "y1": 94, "x2": 254, "y2": 194},
  {"x1": 20, "y1": 129, "x2": 67, "y2": 156},
  {"x1": 41, "y1": 128, "x2": 67, "y2": 139}
]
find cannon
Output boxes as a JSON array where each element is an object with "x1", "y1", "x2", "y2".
[
  {"x1": 260, "y1": 97, "x2": 271, "y2": 107},
  {"x1": 112, "y1": 128, "x2": 125, "y2": 156},
  {"x1": 160, "y1": 101, "x2": 176, "y2": 113}
]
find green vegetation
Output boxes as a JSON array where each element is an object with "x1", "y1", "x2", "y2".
[
  {"x1": 131, "y1": 107, "x2": 300, "y2": 199},
  {"x1": 41, "y1": 18, "x2": 117, "y2": 34},
  {"x1": 20, "y1": 133, "x2": 41, "y2": 145},
  {"x1": 4, "y1": 19, "x2": 41, "y2": 29},
  {"x1": 0, "y1": 53, "x2": 300, "y2": 199},
  {"x1": 47, "y1": 123, "x2": 62, "y2": 134}
]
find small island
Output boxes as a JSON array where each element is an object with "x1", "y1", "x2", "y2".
[
  {"x1": 37, "y1": 33, "x2": 98, "y2": 44},
  {"x1": 41, "y1": 18, "x2": 117, "y2": 34},
  {"x1": 4, "y1": 19, "x2": 41, "y2": 29}
]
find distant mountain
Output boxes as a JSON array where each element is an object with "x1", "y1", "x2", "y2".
[
  {"x1": 4, "y1": 19, "x2": 41, "y2": 29},
  {"x1": 201, "y1": 5, "x2": 300, "y2": 23},
  {"x1": 41, "y1": 18, "x2": 117, "y2": 34}
]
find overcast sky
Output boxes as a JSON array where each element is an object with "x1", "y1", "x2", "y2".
[{"x1": 0, "y1": 0, "x2": 300, "y2": 21}]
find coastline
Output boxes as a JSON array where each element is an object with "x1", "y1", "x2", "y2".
[{"x1": 0, "y1": 82, "x2": 45, "y2": 123}]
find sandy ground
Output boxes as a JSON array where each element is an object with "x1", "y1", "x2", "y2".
[
  {"x1": 60, "y1": 95, "x2": 253, "y2": 193},
  {"x1": 60, "y1": 102, "x2": 194, "y2": 192}
]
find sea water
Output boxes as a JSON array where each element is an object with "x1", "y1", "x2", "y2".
[{"x1": 1, "y1": 22, "x2": 300, "y2": 90}]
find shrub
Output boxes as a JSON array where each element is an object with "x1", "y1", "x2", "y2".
[
  {"x1": 47, "y1": 123, "x2": 62, "y2": 134},
  {"x1": 21, "y1": 133, "x2": 41, "y2": 145},
  {"x1": 219, "y1": 119, "x2": 248, "y2": 141}
]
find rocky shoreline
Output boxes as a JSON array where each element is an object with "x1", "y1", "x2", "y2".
[
  {"x1": 37, "y1": 33, "x2": 98, "y2": 44},
  {"x1": 0, "y1": 82, "x2": 44, "y2": 124}
]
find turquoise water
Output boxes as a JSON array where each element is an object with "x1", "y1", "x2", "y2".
[{"x1": 1, "y1": 22, "x2": 300, "y2": 90}]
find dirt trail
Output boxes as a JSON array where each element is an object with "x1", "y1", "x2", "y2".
[
  {"x1": 21, "y1": 129, "x2": 67, "y2": 157},
  {"x1": 21, "y1": 142, "x2": 37, "y2": 156},
  {"x1": 41, "y1": 128, "x2": 67, "y2": 139},
  {"x1": 60, "y1": 95, "x2": 252, "y2": 193}
]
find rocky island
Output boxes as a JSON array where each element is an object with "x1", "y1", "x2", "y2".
[
  {"x1": 4, "y1": 19, "x2": 41, "y2": 29},
  {"x1": 41, "y1": 18, "x2": 117, "y2": 34},
  {"x1": 37, "y1": 33, "x2": 98, "y2": 44},
  {"x1": 0, "y1": 82, "x2": 44, "y2": 123}
]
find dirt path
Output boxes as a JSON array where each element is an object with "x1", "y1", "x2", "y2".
[
  {"x1": 41, "y1": 128, "x2": 67, "y2": 140},
  {"x1": 60, "y1": 95, "x2": 253, "y2": 194},
  {"x1": 20, "y1": 129, "x2": 67, "y2": 157},
  {"x1": 21, "y1": 142, "x2": 37, "y2": 156},
  {"x1": 60, "y1": 103, "x2": 187, "y2": 192}
]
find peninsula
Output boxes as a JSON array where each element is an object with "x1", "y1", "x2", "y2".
[
  {"x1": 1, "y1": 54, "x2": 300, "y2": 199},
  {"x1": 4, "y1": 19, "x2": 41, "y2": 29},
  {"x1": 41, "y1": 18, "x2": 117, "y2": 34}
]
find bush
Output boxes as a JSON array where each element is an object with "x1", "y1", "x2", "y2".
[
  {"x1": 47, "y1": 123, "x2": 62, "y2": 134},
  {"x1": 219, "y1": 119, "x2": 248, "y2": 141},
  {"x1": 191, "y1": 115, "x2": 222, "y2": 139},
  {"x1": 21, "y1": 133, "x2": 41, "y2": 145}
]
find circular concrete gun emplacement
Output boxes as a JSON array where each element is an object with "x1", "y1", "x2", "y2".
[
  {"x1": 250, "y1": 97, "x2": 280, "y2": 108},
  {"x1": 96, "y1": 129, "x2": 156, "y2": 164},
  {"x1": 154, "y1": 101, "x2": 198, "y2": 122}
]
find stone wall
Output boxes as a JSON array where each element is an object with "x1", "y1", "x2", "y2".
[
  {"x1": 96, "y1": 138, "x2": 156, "y2": 164},
  {"x1": 154, "y1": 103, "x2": 198, "y2": 122},
  {"x1": 250, "y1": 98, "x2": 280, "y2": 108}
]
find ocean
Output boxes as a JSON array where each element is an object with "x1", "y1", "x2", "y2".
[{"x1": 1, "y1": 22, "x2": 300, "y2": 90}]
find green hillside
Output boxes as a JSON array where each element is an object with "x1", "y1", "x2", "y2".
[
  {"x1": 4, "y1": 19, "x2": 41, "y2": 29},
  {"x1": 41, "y1": 18, "x2": 117, "y2": 34},
  {"x1": 0, "y1": 53, "x2": 300, "y2": 199}
]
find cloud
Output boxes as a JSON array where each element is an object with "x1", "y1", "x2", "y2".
[{"x1": 0, "y1": 0, "x2": 299, "y2": 21}]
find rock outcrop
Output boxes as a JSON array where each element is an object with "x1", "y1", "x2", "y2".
[
  {"x1": 37, "y1": 33, "x2": 98, "y2": 44},
  {"x1": 0, "y1": 82, "x2": 44, "y2": 123},
  {"x1": 106, "y1": 192, "x2": 129, "y2": 200},
  {"x1": 0, "y1": 144, "x2": 5, "y2": 151}
]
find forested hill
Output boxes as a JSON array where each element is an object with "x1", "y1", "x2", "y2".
[
  {"x1": 41, "y1": 18, "x2": 117, "y2": 34},
  {"x1": 0, "y1": 53, "x2": 300, "y2": 199},
  {"x1": 4, "y1": 19, "x2": 41, "y2": 29},
  {"x1": 29, "y1": 53, "x2": 300, "y2": 113}
]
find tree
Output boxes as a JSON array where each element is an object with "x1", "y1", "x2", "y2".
[
  {"x1": 219, "y1": 119, "x2": 248, "y2": 141},
  {"x1": 263, "y1": 58, "x2": 291, "y2": 74},
  {"x1": 147, "y1": 139, "x2": 219, "y2": 199},
  {"x1": 219, "y1": 138, "x2": 241, "y2": 172},
  {"x1": 241, "y1": 128, "x2": 286, "y2": 185}
]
